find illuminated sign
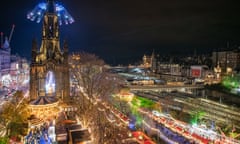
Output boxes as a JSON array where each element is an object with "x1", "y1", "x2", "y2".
[
  {"x1": 192, "y1": 69, "x2": 201, "y2": 77},
  {"x1": 191, "y1": 66, "x2": 202, "y2": 78}
]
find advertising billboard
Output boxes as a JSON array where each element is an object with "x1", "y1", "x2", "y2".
[{"x1": 191, "y1": 66, "x2": 201, "y2": 78}]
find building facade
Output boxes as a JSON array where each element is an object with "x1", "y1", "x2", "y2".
[
  {"x1": 0, "y1": 37, "x2": 11, "y2": 76},
  {"x1": 30, "y1": 0, "x2": 70, "y2": 101},
  {"x1": 212, "y1": 49, "x2": 240, "y2": 73},
  {"x1": 142, "y1": 51, "x2": 157, "y2": 72}
]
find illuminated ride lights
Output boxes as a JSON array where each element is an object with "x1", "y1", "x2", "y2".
[{"x1": 27, "y1": 1, "x2": 74, "y2": 25}]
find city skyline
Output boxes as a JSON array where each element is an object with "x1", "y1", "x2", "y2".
[
  {"x1": 1, "y1": 1, "x2": 240, "y2": 143},
  {"x1": 1, "y1": 0, "x2": 240, "y2": 65}
]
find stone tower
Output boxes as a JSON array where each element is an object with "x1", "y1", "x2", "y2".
[{"x1": 30, "y1": 0, "x2": 70, "y2": 101}]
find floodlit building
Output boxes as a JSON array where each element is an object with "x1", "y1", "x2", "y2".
[
  {"x1": 158, "y1": 63, "x2": 181, "y2": 75},
  {"x1": 29, "y1": 0, "x2": 70, "y2": 101},
  {"x1": 212, "y1": 48, "x2": 240, "y2": 73},
  {"x1": 0, "y1": 37, "x2": 11, "y2": 76},
  {"x1": 142, "y1": 51, "x2": 157, "y2": 72},
  {"x1": 0, "y1": 25, "x2": 15, "y2": 77},
  {"x1": 0, "y1": 37, "x2": 30, "y2": 89}
]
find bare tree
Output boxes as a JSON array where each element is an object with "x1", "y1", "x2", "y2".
[
  {"x1": 69, "y1": 52, "x2": 123, "y2": 100},
  {"x1": 68, "y1": 52, "x2": 127, "y2": 143}
]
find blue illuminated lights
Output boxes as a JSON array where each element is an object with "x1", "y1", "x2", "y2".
[{"x1": 27, "y1": 2, "x2": 74, "y2": 25}]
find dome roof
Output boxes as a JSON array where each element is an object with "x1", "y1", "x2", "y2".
[{"x1": 30, "y1": 96, "x2": 57, "y2": 105}]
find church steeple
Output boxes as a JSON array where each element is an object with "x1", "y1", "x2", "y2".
[
  {"x1": 42, "y1": 1, "x2": 59, "y2": 40},
  {"x1": 36, "y1": 0, "x2": 61, "y2": 62}
]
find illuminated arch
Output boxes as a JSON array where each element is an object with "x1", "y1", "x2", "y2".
[{"x1": 45, "y1": 71, "x2": 56, "y2": 94}]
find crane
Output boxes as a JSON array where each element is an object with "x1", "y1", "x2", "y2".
[
  {"x1": 0, "y1": 24, "x2": 15, "y2": 48},
  {"x1": 8, "y1": 24, "x2": 15, "y2": 44}
]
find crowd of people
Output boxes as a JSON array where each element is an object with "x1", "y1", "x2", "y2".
[{"x1": 25, "y1": 122, "x2": 53, "y2": 144}]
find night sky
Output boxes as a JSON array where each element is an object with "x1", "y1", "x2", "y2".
[{"x1": 1, "y1": 0, "x2": 240, "y2": 65}]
